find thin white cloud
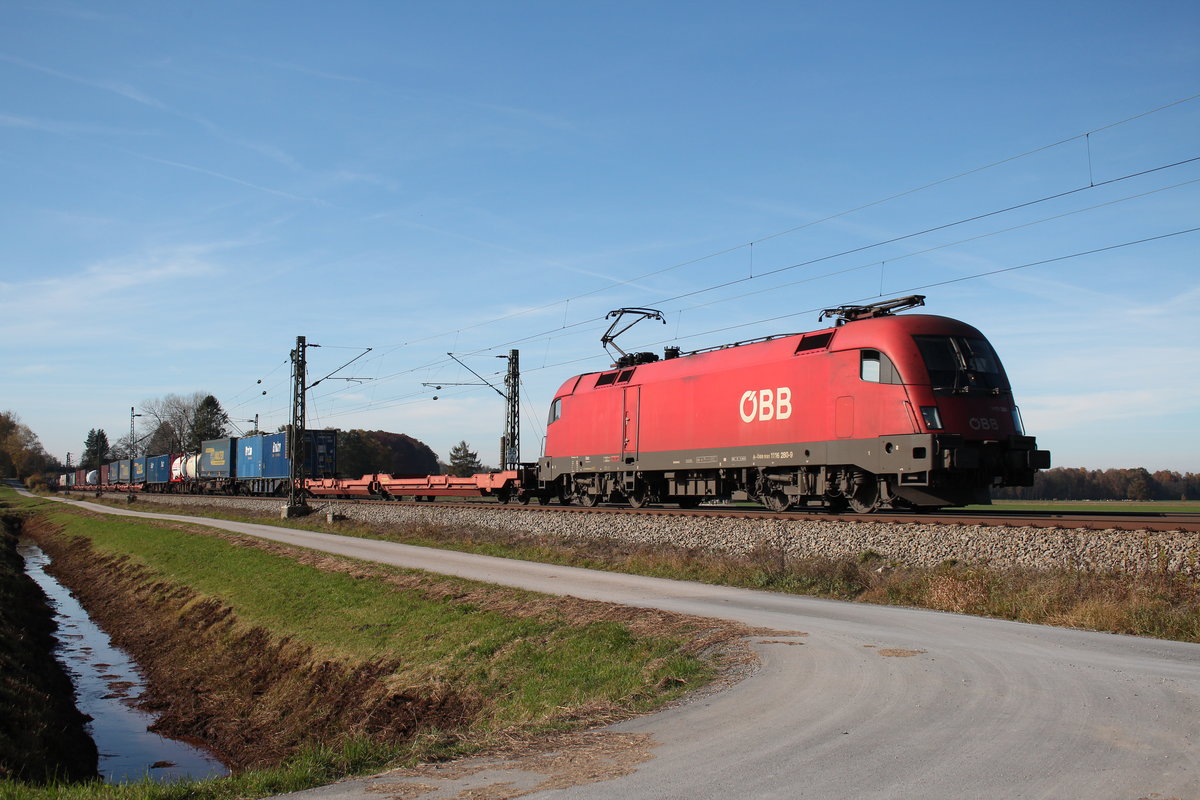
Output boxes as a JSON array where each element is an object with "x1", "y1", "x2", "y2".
[
  {"x1": 0, "y1": 244, "x2": 231, "y2": 338},
  {"x1": 471, "y1": 100, "x2": 578, "y2": 133},
  {"x1": 0, "y1": 52, "x2": 167, "y2": 109},
  {"x1": 0, "y1": 112, "x2": 155, "y2": 137},
  {"x1": 1022, "y1": 389, "x2": 1174, "y2": 432},
  {"x1": 15, "y1": 364, "x2": 53, "y2": 375},
  {"x1": 124, "y1": 150, "x2": 314, "y2": 203},
  {"x1": 333, "y1": 170, "x2": 399, "y2": 191},
  {"x1": 1, "y1": 52, "x2": 304, "y2": 174},
  {"x1": 230, "y1": 54, "x2": 368, "y2": 84}
]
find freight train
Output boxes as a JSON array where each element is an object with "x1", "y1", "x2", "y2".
[
  {"x1": 60, "y1": 296, "x2": 1049, "y2": 512},
  {"x1": 59, "y1": 430, "x2": 338, "y2": 495}
]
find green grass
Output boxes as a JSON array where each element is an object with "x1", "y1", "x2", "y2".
[
  {"x1": 0, "y1": 489, "x2": 716, "y2": 800},
  {"x1": 30, "y1": 495, "x2": 707, "y2": 722},
  {"x1": 0, "y1": 737, "x2": 450, "y2": 800}
]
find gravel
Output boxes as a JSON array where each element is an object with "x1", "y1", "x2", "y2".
[{"x1": 83, "y1": 491, "x2": 1200, "y2": 575}]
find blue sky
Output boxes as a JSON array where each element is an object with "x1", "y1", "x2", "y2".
[{"x1": 2, "y1": 1, "x2": 1198, "y2": 472}]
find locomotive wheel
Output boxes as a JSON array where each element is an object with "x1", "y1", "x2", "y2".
[
  {"x1": 627, "y1": 489, "x2": 648, "y2": 509},
  {"x1": 847, "y1": 472, "x2": 881, "y2": 513},
  {"x1": 537, "y1": 495, "x2": 551, "y2": 505},
  {"x1": 518, "y1": 494, "x2": 531, "y2": 505},
  {"x1": 496, "y1": 491, "x2": 512, "y2": 504},
  {"x1": 763, "y1": 492, "x2": 792, "y2": 512},
  {"x1": 577, "y1": 492, "x2": 600, "y2": 507}
]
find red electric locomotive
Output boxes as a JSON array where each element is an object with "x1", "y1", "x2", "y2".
[{"x1": 537, "y1": 296, "x2": 1050, "y2": 511}]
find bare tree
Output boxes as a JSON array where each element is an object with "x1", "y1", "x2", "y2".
[
  {"x1": 138, "y1": 391, "x2": 220, "y2": 454},
  {"x1": 111, "y1": 431, "x2": 138, "y2": 460}
]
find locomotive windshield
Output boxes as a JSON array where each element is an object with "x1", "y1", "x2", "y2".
[{"x1": 913, "y1": 335, "x2": 1009, "y2": 395}]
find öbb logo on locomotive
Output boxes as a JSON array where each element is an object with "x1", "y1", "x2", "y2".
[
  {"x1": 63, "y1": 295, "x2": 1050, "y2": 514},
  {"x1": 739, "y1": 388, "x2": 793, "y2": 423}
]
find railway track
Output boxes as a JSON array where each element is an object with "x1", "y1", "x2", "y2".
[
  {"x1": 300, "y1": 496, "x2": 1200, "y2": 532},
  {"x1": 64, "y1": 489, "x2": 1200, "y2": 531}
]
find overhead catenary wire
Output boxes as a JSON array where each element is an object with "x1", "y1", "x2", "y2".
[
  {"x1": 314, "y1": 210, "x2": 1200, "y2": 423},
  {"x1": 361, "y1": 92, "x2": 1200, "y2": 355},
  {"x1": 590, "y1": 225, "x2": 1200, "y2": 355},
  {"x1": 311, "y1": 137, "x2": 1200, "y2": 414},
  {"x1": 233, "y1": 94, "x2": 1200, "y2": 434},
  {"x1": 415, "y1": 155, "x2": 1200, "y2": 365}
]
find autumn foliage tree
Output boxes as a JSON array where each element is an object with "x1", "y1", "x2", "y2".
[
  {"x1": 337, "y1": 430, "x2": 440, "y2": 477},
  {"x1": 0, "y1": 411, "x2": 54, "y2": 480}
]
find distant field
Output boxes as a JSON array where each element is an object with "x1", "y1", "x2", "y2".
[{"x1": 970, "y1": 500, "x2": 1200, "y2": 514}]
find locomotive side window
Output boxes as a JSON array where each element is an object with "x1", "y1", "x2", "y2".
[
  {"x1": 860, "y1": 350, "x2": 902, "y2": 384},
  {"x1": 595, "y1": 372, "x2": 618, "y2": 387},
  {"x1": 548, "y1": 397, "x2": 563, "y2": 424},
  {"x1": 861, "y1": 351, "x2": 881, "y2": 382},
  {"x1": 616, "y1": 369, "x2": 635, "y2": 383}
]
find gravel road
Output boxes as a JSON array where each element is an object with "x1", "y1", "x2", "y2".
[{"x1": 40, "y1": 494, "x2": 1200, "y2": 799}]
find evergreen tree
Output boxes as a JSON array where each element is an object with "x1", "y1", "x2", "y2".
[
  {"x1": 144, "y1": 421, "x2": 181, "y2": 456},
  {"x1": 187, "y1": 395, "x2": 229, "y2": 450},
  {"x1": 80, "y1": 429, "x2": 111, "y2": 469},
  {"x1": 447, "y1": 440, "x2": 482, "y2": 477}
]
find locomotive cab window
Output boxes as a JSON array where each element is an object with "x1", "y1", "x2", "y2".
[
  {"x1": 548, "y1": 397, "x2": 563, "y2": 424},
  {"x1": 860, "y1": 350, "x2": 901, "y2": 384},
  {"x1": 914, "y1": 335, "x2": 1008, "y2": 395}
]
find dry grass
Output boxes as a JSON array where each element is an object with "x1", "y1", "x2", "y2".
[{"x1": 39, "y1": 492, "x2": 1200, "y2": 641}]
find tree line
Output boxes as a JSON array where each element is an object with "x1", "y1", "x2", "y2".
[{"x1": 993, "y1": 467, "x2": 1200, "y2": 502}]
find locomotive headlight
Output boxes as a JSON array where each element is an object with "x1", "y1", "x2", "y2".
[
  {"x1": 920, "y1": 405, "x2": 944, "y2": 430},
  {"x1": 1011, "y1": 406, "x2": 1025, "y2": 436}
]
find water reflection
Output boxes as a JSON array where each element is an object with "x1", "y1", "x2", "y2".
[{"x1": 18, "y1": 538, "x2": 229, "y2": 784}]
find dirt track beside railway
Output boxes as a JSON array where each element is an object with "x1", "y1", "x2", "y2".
[{"x1": 93, "y1": 492, "x2": 1200, "y2": 574}]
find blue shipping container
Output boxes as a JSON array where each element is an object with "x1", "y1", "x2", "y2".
[
  {"x1": 308, "y1": 430, "x2": 337, "y2": 476},
  {"x1": 147, "y1": 454, "x2": 171, "y2": 484},
  {"x1": 261, "y1": 432, "x2": 290, "y2": 479},
  {"x1": 132, "y1": 457, "x2": 148, "y2": 483},
  {"x1": 260, "y1": 430, "x2": 338, "y2": 479},
  {"x1": 200, "y1": 438, "x2": 237, "y2": 478},
  {"x1": 117, "y1": 459, "x2": 131, "y2": 483},
  {"x1": 237, "y1": 436, "x2": 265, "y2": 479}
]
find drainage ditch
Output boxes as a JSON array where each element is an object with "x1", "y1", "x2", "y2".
[{"x1": 17, "y1": 537, "x2": 228, "y2": 783}]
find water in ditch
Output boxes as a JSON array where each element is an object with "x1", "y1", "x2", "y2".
[{"x1": 18, "y1": 538, "x2": 229, "y2": 784}]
